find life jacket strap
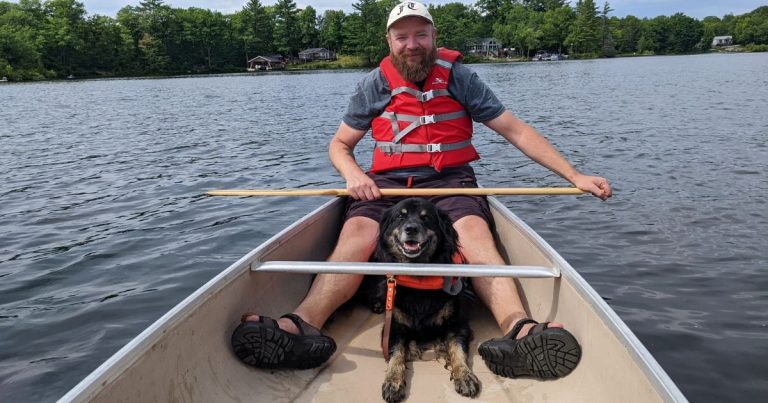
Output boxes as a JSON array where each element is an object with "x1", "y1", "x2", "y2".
[
  {"x1": 435, "y1": 58, "x2": 454, "y2": 69},
  {"x1": 391, "y1": 87, "x2": 452, "y2": 102},
  {"x1": 379, "y1": 110, "x2": 468, "y2": 144},
  {"x1": 376, "y1": 139, "x2": 472, "y2": 154}
]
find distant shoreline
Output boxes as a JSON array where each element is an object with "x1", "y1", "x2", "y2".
[{"x1": 3, "y1": 50, "x2": 765, "y2": 84}]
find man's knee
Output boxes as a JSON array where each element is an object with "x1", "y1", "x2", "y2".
[
  {"x1": 454, "y1": 214, "x2": 491, "y2": 232},
  {"x1": 453, "y1": 215, "x2": 504, "y2": 265},
  {"x1": 329, "y1": 216, "x2": 379, "y2": 262}
]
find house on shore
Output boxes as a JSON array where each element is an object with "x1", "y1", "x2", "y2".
[
  {"x1": 298, "y1": 48, "x2": 335, "y2": 63},
  {"x1": 247, "y1": 55, "x2": 285, "y2": 71},
  {"x1": 466, "y1": 38, "x2": 502, "y2": 57},
  {"x1": 711, "y1": 36, "x2": 733, "y2": 48}
]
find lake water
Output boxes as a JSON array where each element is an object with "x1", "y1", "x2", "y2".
[{"x1": 1, "y1": 53, "x2": 767, "y2": 402}]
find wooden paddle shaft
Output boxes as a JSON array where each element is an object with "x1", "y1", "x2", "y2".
[{"x1": 206, "y1": 188, "x2": 584, "y2": 197}]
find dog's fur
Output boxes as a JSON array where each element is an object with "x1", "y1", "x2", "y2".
[{"x1": 358, "y1": 198, "x2": 480, "y2": 402}]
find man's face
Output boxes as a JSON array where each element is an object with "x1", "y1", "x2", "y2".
[{"x1": 386, "y1": 16, "x2": 437, "y2": 82}]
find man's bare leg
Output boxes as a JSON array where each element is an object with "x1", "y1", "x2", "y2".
[
  {"x1": 243, "y1": 216, "x2": 379, "y2": 333},
  {"x1": 453, "y1": 215, "x2": 564, "y2": 337}
]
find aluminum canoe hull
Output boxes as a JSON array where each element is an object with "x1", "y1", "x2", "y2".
[{"x1": 60, "y1": 197, "x2": 686, "y2": 402}]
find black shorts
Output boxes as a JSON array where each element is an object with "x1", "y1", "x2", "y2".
[{"x1": 344, "y1": 165, "x2": 493, "y2": 225}]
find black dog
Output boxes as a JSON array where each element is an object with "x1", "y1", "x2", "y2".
[{"x1": 359, "y1": 198, "x2": 480, "y2": 402}]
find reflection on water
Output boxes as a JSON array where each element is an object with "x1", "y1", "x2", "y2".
[{"x1": 1, "y1": 54, "x2": 767, "y2": 402}]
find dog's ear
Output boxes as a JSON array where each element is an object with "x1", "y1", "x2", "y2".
[
  {"x1": 435, "y1": 208, "x2": 460, "y2": 261},
  {"x1": 374, "y1": 205, "x2": 398, "y2": 262}
]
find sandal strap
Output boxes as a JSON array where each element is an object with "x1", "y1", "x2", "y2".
[
  {"x1": 528, "y1": 322, "x2": 550, "y2": 336},
  {"x1": 507, "y1": 318, "x2": 539, "y2": 340},
  {"x1": 280, "y1": 313, "x2": 322, "y2": 337},
  {"x1": 240, "y1": 313, "x2": 277, "y2": 327}
]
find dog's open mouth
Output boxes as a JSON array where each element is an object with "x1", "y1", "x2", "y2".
[{"x1": 397, "y1": 239, "x2": 425, "y2": 258}]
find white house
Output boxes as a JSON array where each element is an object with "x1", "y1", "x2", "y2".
[
  {"x1": 711, "y1": 36, "x2": 733, "y2": 47},
  {"x1": 466, "y1": 38, "x2": 502, "y2": 57}
]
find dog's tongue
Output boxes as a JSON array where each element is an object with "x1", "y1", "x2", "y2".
[{"x1": 403, "y1": 241, "x2": 421, "y2": 252}]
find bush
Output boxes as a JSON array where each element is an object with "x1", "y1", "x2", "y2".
[
  {"x1": 744, "y1": 43, "x2": 768, "y2": 52},
  {"x1": 290, "y1": 54, "x2": 368, "y2": 70}
]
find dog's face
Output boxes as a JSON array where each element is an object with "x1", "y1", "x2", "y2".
[{"x1": 376, "y1": 198, "x2": 457, "y2": 264}]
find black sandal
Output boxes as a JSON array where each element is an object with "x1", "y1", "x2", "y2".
[
  {"x1": 478, "y1": 318, "x2": 581, "y2": 379},
  {"x1": 231, "y1": 313, "x2": 336, "y2": 369}
]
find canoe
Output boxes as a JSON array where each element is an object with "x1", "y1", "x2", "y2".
[{"x1": 59, "y1": 197, "x2": 687, "y2": 402}]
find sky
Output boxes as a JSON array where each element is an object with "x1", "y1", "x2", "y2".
[{"x1": 14, "y1": 0, "x2": 768, "y2": 20}]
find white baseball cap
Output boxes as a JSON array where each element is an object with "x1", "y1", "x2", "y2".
[{"x1": 387, "y1": 2, "x2": 434, "y2": 30}]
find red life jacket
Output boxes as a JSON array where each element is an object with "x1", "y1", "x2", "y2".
[{"x1": 370, "y1": 48, "x2": 479, "y2": 173}]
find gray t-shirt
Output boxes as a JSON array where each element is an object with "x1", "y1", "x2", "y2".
[{"x1": 342, "y1": 61, "x2": 506, "y2": 131}]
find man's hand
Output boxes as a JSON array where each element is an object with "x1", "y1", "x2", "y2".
[
  {"x1": 346, "y1": 171, "x2": 382, "y2": 200},
  {"x1": 330, "y1": 122, "x2": 382, "y2": 200},
  {"x1": 571, "y1": 174, "x2": 613, "y2": 201}
]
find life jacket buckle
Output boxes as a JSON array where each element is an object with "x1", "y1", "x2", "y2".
[
  {"x1": 419, "y1": 90, "x2": 435, "y2": 102},
  {"x1": 426, "y1": 143, "x2": 441, "y2": 152},
  {"x1": 420, "y1": 114, "x2": 436, "y2": 125}
]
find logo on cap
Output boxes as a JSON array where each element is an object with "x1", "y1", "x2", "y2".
[{"x1": 398, "y1": 2, "x2": 418, "y2": 16}]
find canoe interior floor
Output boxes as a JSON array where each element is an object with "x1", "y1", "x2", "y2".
[{"x1": 221, "y1": 302, "x2": 590, "y2": 403}]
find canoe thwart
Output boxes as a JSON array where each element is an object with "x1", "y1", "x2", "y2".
[{"x1": 251, "y1": 261, "x2": 560, "y2": 278}]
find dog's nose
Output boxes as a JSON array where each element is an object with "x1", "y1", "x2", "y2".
[{"x1": 403, "y1": 223, "x2": 418, "y2": 235}]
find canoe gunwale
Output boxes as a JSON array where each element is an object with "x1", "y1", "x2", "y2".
[{"x1": 487, "y1": 197, "x2": 686, "y2": 402}]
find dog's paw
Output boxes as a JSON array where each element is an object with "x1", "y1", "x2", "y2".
[
  {"x1": 382, "y1": 380, "x2": 406, "y2": 403},
  {"x1": 453, "y1": 371, "x2": 481, "y2": 398}
]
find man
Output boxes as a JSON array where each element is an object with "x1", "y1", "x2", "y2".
[{"x1": 232, "y1": 1, "x2": 612, "y2": 379}]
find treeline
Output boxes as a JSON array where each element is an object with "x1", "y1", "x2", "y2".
[{"x1": 1, "y1": 0, "x2": 767, "y2": 81}]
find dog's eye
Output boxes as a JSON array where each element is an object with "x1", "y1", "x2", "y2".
[
  {"x1": 420, "y1": 210, "x2": 429, "y2": 220},
  {"x1": 399, "y1": 208, "x2": 408, "y2": 218}
]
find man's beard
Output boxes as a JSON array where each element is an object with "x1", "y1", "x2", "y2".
[{"x1": 391, "y1": 46, "x2": 437, "y2": 83}]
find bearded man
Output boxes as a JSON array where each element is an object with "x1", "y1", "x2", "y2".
[{"x1": 232, "y1": 1, "x2": 612, "y2": 380}]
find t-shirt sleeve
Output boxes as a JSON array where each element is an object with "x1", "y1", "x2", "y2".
[
  {"x1": 449, "y1": 62, "x2": 506, "y2": 122},
  {"x1": 341, "y1": 68, "x2": 391, "y2": 131}
]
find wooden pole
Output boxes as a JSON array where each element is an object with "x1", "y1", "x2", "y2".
[{"x1": 205, "y1": 188, "x2": 585, "y2": 197}]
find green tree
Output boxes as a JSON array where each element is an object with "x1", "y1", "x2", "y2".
[
  {"x1": 615, "y1": 15, "x2": 641, "y2": 53},
  {"x1": 138, "y1": 32, "x2": 168, "y2": 71},
  {"x1": 666, "y1": 12, "x2": 702, "y2": 52},
  {"x1": 273, "y1": 0, "x2": 299, "y2": 58},
  {"x1": 733, "y1": 7, "x2": 768, "y2": 45},
  {"x1": 567, "y1": 0, "x2": 600, "y2": 55},
  {"x1": 429, "y1": 2, "x2": 482, "y2": 51},
  {"x1": 643, "y1": 16, "x2": 670, "y2": 54},
  {"x1": 494, "y1": 4, "x2": 542, "y2": 57},
  {"x1": 79, "y1": 15, "x2": 132, "y2": 74},
  {"x1": 541, "y1": 4, "x2": 574, "y2": 53},
  {"x1": 235, "y1": 0, "x2": 274, "y2": 61},
  {"x1": 42, "y1": 0, "x2": 87, "y2": 75},
  {"x1": 599, "y1": 1, "x2": 616, "y2": 57},
  {"x1": 0, "y1": 23, "x2": 44, "y2": 79},
  {"x1": 319, "y1": 9, "x2": 345, "y2": 53},
  {"x1": 476, "y1": 0, "x2": 512, "y2": 26},
  {"x1": 343, "y1": 0, "x2": 392, "y2": 65},
  {"x1": 180, "y1": 8, "x2": 228, "y2": 70},
  {"x1": 297, "y1": 6, "x2": 319, "y2": 50},
  {"x1": 524, "y1": 0, "x2": 569, "y2": 12}
]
